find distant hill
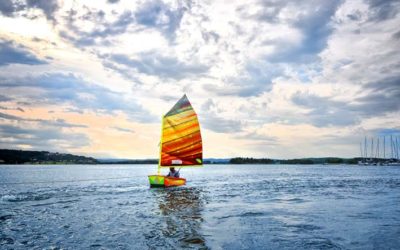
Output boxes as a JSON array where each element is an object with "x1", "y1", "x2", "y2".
[{"x1": 0, "y1": 149, "x2": 98, "y2": 164}]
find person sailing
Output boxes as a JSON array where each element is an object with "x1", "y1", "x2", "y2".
[{"x1": 167, "y1": 167, "x2": 180, "y2": 178}]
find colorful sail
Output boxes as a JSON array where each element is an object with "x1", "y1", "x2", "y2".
[{"x1": 159, "y1": 94, "x2": 202, "y2": 167}]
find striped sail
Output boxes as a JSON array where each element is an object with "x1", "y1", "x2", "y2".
[{"x1": 159, "y1": 94, "x2": 202, "y2": 167}]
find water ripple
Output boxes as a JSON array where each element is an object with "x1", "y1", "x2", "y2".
[{"x1": 1, "y1": 164, "x2": 400, "y2": 249}]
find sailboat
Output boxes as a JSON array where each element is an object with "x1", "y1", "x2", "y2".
[{"x1": 148, "y1": 94, "x2": 203, "y2": 187}]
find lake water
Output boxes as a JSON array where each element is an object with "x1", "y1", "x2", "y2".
[{"x1": 1, "y1": 164, "x2": 400, "y2": 249}]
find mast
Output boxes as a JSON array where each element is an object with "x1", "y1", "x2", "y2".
[
  {"x1": 371, "y1": 137, "x2": 374, "y2": 161},
  {"x1": 360, "y1": 142, "x2": 363, "y2": 161},
  {"x1": 376, "y1": 137, "x2": 379, "y2": 159},
  {"x1": 157, "y1": 115, "x2": 164, "y2": 175},
  {"x1": 383, "y1": 136, "x2": 386, "y2": 159},
  {"x1": 397, "y1": 139, "x2": 400, "y2": 159},
  {"x1": 364, "y1": 136, "x2": 368, "y2": 159},
  {"x1": 391, "y1": 135, "x2": 394, "y2": 159}
]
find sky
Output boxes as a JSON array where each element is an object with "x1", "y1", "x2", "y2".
[{"x1": 0, "y1": 0, "x2": 399, "y2": 159}]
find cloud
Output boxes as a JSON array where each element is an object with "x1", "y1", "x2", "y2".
[
  {"x1": 366, "y1": 0, "x2": 400, "y2": 22},
  {"x1": 40, "y1": 118, "x2": 88, "y2": 128},
  {"x1": 0, "y1": 110, "x2": 90, "y2": 152},
  {"x1": 58, "y1": 0, "x2": 189, "y2": 49},
  {"x1": 134, "y1": 0, "x2": 188, "y2": 39},
  {"x1": 0, "y1": 40, "x2": 46, "y2": 66},
  {"x1": 291, "y1": 92, "x2": 359, "y2": 127},
  {"x1": 0, "y1": 123, "x2": 90, "y2": 151},
  {"x1": 353, "y1": 76, "x2": 400, "y2": 115},
  {"x1": 0, "y1": 0, "x2": 59, "y2": 21},
  {"x1": 1, "y1": 0, "x2": 399, "y2": 158},
  {"x1": 0, "y1": 111, "x2": 22, "y2": 120},
  {"x1": 111, "y1": 126, "x2": 134, "y2": 133},
  {"x1": 392, "y1": 30, "x2": 400, "y2": 40},
  {"x1": 201, "y1": 114, "x2": 244, "y2": 133},
  {"x1": 200, "y1": 98, "x2": 244, "y2": 133},
  {"x1": 61, "y1": 10, "x2": 135, "y2": 47},
  {"x1": 0, "y1": 73, "x2": 155, "y2": 122},
  {"x1": 0, "y1": 95, "x2": 12, "y2": 102},
  {"x1": 208, "y1": 62, "x2": 281, "y2": 97},
  {"x1": 103, "y1": 52, "x2": 209, "y2": 80},
  {"x1": 0, "y1": 111, "x2": 88, "y2": 128},
  {"x1": 267, "y1": 0, "x2": 343, "y2": 63},
  {"x1": 236, "y1": 131, "x2": 278, "y2": 144},
  {"x1": 291, "y1": 75, "x2": 400, "y2": 127},
  {"x1": 26, "y1": 0, "x2": 59, "y2": 22},
  {"x1": 0, "y1": 0, "x2": 23, "y2": 16}
]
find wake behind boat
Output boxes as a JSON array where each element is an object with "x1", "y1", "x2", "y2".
[{"x1": 148, "y1": 94, "x2": 203, "y2": 188}]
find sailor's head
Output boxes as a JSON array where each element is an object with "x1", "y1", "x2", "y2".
[{"x1": 170, "y1": 167, "x2": 175, "y2": 172}]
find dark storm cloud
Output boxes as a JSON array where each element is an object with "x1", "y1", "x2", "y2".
[
  {"x1": 0, "y1": 40, "x2": 46, "y2": 66},
  {"x1": 103, "y1": 52, "x2": 209, "y2": 80},
  {"x1": 0, "y1": 73, "x2": 155, "y2": 122},
  {"x1": 366, "y1": 0, "x2": 400, "y2": 22},
  {"x1": 107, "y1": 0, "x2": 120, "y2": 3}
]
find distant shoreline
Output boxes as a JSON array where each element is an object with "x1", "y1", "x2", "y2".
[{"x1": 0, "y1": 149, "x2": 382, "y2": 165}]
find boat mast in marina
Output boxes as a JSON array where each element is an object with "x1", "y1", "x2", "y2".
[
  {"x1": 358, "y1": 135, "x2": 400, "y2": 166},
  {"x1": 376, "y1": 138, "x2": 380, "y2": 159},
  {"x1": 364, "y1": 136, "x2": 368, "y2": 161},
  {"x1": 383, "y1": 136, "x2": 386, "y2": 159}
]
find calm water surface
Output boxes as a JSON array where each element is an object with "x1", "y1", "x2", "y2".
[{"x1": 1, "y1": 164, "x2": 400, "y2": 249}]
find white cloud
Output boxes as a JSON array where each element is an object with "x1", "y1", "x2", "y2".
[{"x1": 0, "y1": 0, "x2": 399, "y2": 158}]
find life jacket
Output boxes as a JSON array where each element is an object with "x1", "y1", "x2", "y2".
[{"x1": 167, "y1": 171, "x2": 179, "y2": 178}]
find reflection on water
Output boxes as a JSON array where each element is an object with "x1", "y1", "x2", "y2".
[{"x1": 152, "y1": 187, "x2": 208, "y2": 249}]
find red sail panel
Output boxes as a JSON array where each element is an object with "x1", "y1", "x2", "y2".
[{"x1": 160, "y1": 94, "x2": 202, "y2": 167}]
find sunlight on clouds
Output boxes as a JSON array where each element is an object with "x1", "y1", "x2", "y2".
[
  {"x1": 0, "y1": 16, "x2": 55, "y2": 39},
  {"x1": 1, "y1": 0, "x2": 399, "y2": 158},
  {"x1": 2, "y1": 106, "x2": 160, "y2": 158},
  {"x1": 118, "y1": 31, "x2": 168, "y2": 53}
]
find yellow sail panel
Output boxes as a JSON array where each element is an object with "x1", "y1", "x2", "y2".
[{"x1": 160, "y1": 94, "x2": 202, "y2": 167}]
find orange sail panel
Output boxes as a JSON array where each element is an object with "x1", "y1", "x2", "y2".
[{"x1": 160, "y1": 94, "x2": 202, "y2": 167}]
